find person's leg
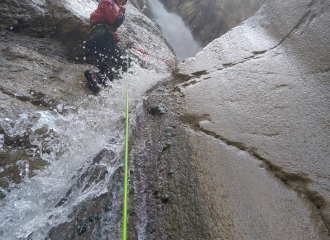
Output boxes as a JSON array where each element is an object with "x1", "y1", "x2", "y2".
[
  {"x1": 101, "y1": 46, "x2": 114, "y2": 81},
  {"x1": 86, "y1": 27, "x2": 110, "y2": 84},
  {"x1": 86, "y1": 28, "x2": 130, "y2": 83},
  {"x1": 95, "y1": 49, "x2": 110, "y2": 84},
  {"x1": 110, "y1": 42, "x2": 128, "y2": 73}
]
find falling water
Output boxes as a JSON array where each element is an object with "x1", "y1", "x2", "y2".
[
  {"x1": 0, "y1": 62, "x2": 170, "y2": 239},
  {"x1": 145, "y1": 0, "x2": 203, "y2": 61}
]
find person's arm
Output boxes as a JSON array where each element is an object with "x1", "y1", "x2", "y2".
[
  {"x1": 102, "y1": 2, "x2": 125, "y2": 28},
  {"x1": 112, "y1": 12, "x2": 125, "y2": 28}
]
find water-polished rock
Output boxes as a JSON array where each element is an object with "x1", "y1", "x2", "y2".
[
  {"x1": 175, "y1": 0, "x2": 330, "y2": 238},
  {"x1": 0, "y1": 1, "x2": 176, "y2": 239}
]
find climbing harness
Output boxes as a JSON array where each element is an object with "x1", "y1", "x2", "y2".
[
  {"x1": 90, "y1": 22, "x2": 111, "y2": 32},
  {"x1": 131, "y1": 46, "x2": 178, "y2": 66}
]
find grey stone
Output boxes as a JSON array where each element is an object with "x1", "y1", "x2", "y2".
[
  {"x1": 164, "y1": 126, "x2": 174, "y2": 133},
  {"x1": 160, "y1": 194, "x2": 169, "y2": 203},
  {"x1": 148, "y1": 105, "x2": 165, "y2": 115}
]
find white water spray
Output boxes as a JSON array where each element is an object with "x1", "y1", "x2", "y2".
[{"x1": 0, "y1": 62, "x2": 170, "y2": 239}]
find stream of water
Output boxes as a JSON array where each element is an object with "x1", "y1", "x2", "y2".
[
  {"x1": 145, "y1": 0, "x2": 203, "y2": 61},
  {"x1": 0, "y1": 61, "x2": 169, "y2": 239}
]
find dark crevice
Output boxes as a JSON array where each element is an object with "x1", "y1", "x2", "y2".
[
  {"x1": 220, "y1": 50, "x2": 269, "y2": 70},
  {"x1": 309, "y1": 12, "x2": 318, "y2": 22},
  {"x1": 178, "y1": 113, "x2": 329, "y2": 234},
  {"x1": 269, "y1": 1, "x2": 324, "y2": 53},
  {"x1": 191, "y1": 70, "x2": 208, "y2": 78},
  {"x1": 182, "y1": 80, "x2": 197, "y2": 88},
  {"x1": 172, "y1": 70, "x2": 194, "y2": 83},
  {"x1": 0, "y1": 86, "x2": 56, "y2": 108},
  {"x1": 275, "y1": 84, "x2": 290, "y2": 88},
  {"x1": 220, "y1": 59, "x2": 250, "y2": 70},
  {"x1": 179, "y1": 114, "x2": 211, "y2": 131},
  {"x1": 307, "y1": 0, "x2": 317, "y2": 8},
  {"x1": 253, "y1": 50, "x2": 267, "y2": 55},
  {"x1": 274, "y1": 5, "x2": 318, "y2": 49},
  {"x1": 173, "y1": 48, "x2": 269, "y2": 79},
  {"x1": 222, "y1": 62, "x2": 236, "y2": 68},
  {"x1": 280, "y1": 10, "x2": 311, "y2": 44},
  {"x1": 172, "y1": 70, "x2": 210, "y2": 86}
]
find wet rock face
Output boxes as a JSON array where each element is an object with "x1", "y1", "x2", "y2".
[
  {"x1": 0, "y1": 0, "x2": 176, "y2": 187},
  {"x1": 0, "y1": 30, "x2": 81, "y2": 188},
  {"x1": 171, "y1": 0, "x2": 330, "y2": 238},
  {"x1": 159, "y1": 0, "x2": 266, "y2": 45},
  {"x1": 126, "y1": 0, "x2": 330, "y2": 239},
  {"x1": 0, "y1": 0, "x2": 177, "y2": 238},
  {"x1": 46, "y1": 165, "x2": 125, "y2": 240},
  {"x1": 0, "y1": 0, "x2": 57, "y2": 38},
  {"x1": 0, "y1": 0, "x2": 92, "y2": 60},
  {"x1": 1, "y1": 0, "x2": 329, "y2": 239},
  {"x1": 128, "y1": 81, "x2": 211, "y2": 239},
  {"x1": 129, "y1": 0, "x2": 145, "y2": 11}
]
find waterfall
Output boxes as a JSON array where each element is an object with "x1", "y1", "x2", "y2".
[
  {"x1": 144, "y1": 0, "x2": 203, "y2": 61},
  {"x1": 0, "y1": 63, "x2": 170, "y2": 239}
]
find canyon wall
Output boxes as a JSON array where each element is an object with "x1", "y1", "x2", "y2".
[{"x1": 129, "y1": 0, "x2": 330, "y2": 239}]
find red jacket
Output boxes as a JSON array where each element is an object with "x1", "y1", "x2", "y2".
[{"x1": 90, "y1": 0, "x2": 125, "y2": 30}]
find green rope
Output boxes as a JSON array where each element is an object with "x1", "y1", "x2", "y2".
[{"x1": 122, "y1": 47, "x2": 130, "y2": 240}]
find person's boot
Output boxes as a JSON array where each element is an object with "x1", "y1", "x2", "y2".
[
  {"x1": 84, "y1": 70, "x2": 100, "y2": 93},
  {"x1": 106, "y1": 71, "x2": 114, "y2": 82}
]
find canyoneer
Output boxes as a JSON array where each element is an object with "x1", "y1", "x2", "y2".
[{"x1": 84, "y1": 0, "x2": 128, "y2": 93}]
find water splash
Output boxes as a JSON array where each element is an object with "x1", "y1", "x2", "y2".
[{"x1": 0, "y1": 61, "x2": 170, "y2": 239}]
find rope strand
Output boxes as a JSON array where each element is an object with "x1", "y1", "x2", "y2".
[{"x1": 132, "y1": 46, "x2": 178, "y2": 66}]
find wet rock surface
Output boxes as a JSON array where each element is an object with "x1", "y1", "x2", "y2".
[
  {"x1": 129, "y1": 63, "x2": 329, "y2": 239},
  {"x1": 130, "y1": 0, "x2": 145, "y2": 11},
  {"x1": 0, "y1": 0, "x2": 329, "y2": 239},
  {"x1": 0, "y1": 30, "x2": 89, "y2": 187},
  {"x1": 46, "y1": 165, "x2": 126, "y2": 240},
  {"x1": 150, "y1": 0, "x2": 329, "y2": 238},
  {"x1": 0, "y1": 0, "x2": 176, "y2": 188},
  {"x1": 124, "y1": 0, "x2": 330, "y2": 239},
  {"x1": 128, "y1": 81, "x2": 211, "y2": 239},
  {"x1": 0, "y1": 1, "x2": 177, "y2": 239}
]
